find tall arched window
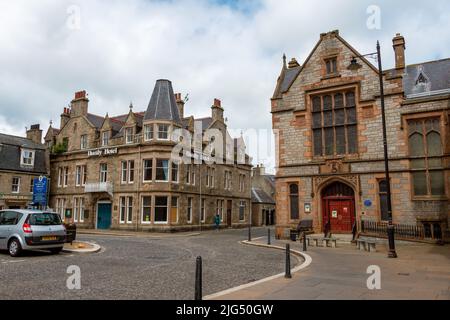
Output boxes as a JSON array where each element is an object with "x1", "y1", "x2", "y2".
[
  {"x1": 408, "y1": 118, "x2": 444, "y2": 196},
  {"x1": 289, "y1": 184, "x2": 299, "y2": 220}
]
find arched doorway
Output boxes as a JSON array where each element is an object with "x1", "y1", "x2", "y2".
[{"x1": 321, "y1": 181, "x2": 356, "y2": 234}]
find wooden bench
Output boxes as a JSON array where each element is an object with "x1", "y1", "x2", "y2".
[
  {"x1": 356, "y1": 239, "x2": 377, "y2": 252},
  {"x1": 322, "y1": 237, "x2": 337, "y2": 248}
]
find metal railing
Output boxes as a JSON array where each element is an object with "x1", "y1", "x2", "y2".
[
  {"x1": 360, "y1": 220, "x2": 443, "y2": 241},
  {"x1": 84, "y1": 182, "x2": 114, "y2": 197}
]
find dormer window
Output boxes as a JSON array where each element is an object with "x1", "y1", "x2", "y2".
[
  {"x1": 20, "y1": 149, "x2": 35, "y2": 167},
  {"x1": 125, "y1": 127, "x2": 134, "y2": 144},
  {"x1": 144, "y1": 124, "x2": 154, "y2": 141},
  {"x1": 102, "y1": 131, "x2": 109, "y2": 147},
  {"x1": 80, "y1": 135, "x2": 88, "y2": 150},
  {"x1": 325, "y1": 57, "x2": 338, "y2": 75},
  {"x1": 158, "y1": 124, "x2": 169, "y2": 140}
]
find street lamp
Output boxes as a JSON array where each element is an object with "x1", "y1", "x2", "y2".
[{"x1": 347, "y1": 41, "x2": 398, "y2": 259}]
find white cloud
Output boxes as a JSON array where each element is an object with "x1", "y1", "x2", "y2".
[{"x1": 0, "y1": 0, "x2": 449, "y2": 172}]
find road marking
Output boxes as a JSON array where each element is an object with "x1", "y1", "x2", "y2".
[{"x1": 2, "y1": 259, "x2": 25, "y2": 264}]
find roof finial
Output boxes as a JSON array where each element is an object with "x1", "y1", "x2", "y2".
[
  {"x1": 49, "y1": 120, "x2": 53, "y2": 127},
  {"x1": 283, "y1": 53, "x2": 287, "y2": 69},
  {"x1": 129, "y1": 101, "x2": 133, "y2": 110}
]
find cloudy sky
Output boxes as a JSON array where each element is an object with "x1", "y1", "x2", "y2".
[{"x1": 1, "y1": 0, "x2": 449, "y2": 171}]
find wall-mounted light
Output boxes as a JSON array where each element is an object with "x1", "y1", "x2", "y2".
[{"x1": 347, "y1": 57, "x2": 362, "y2": 71}]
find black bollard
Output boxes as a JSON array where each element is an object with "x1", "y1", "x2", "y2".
[
  {"x1": 268, "y1": 228, "x2": 271, "y2": 245},
  {"x1": 248, "y1": 225, "x2": 252, "y2": 242},
  {"x1": 195, "y1": 256, "x2": 202, "y2": 300},
  {"x1": 303, "y1": 232, "x2": 307, "y2": 252},
  {"x1": 285, "y1": 244, "x2": 292, "y2": 279}
]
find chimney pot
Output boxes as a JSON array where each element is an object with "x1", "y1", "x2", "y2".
[
  {"x1": 214, "y1": 99, "x2": 221, "y2": 108},
  {"x1": 74, "y1": 90, "x2": 87, "y2": 100}
]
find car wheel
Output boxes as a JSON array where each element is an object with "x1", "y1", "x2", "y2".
[
  {"x1": 49, "y1": 247, "x2": 63, "y2": 255},
  {"x1": 8, "y1": 239, "x2": 22, "y2": 257}
]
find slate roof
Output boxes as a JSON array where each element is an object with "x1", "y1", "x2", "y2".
[
  {"x1": 281, "y1": 66, "x2": 301, "y2": 93},
  {"x1": 144, "y1": 80, "x2": 182, "y2": 125},
  {"x1": 251, "y1": 188, "x2": 275, "y2": 204},
  {"x1": 402, "y1": 58, "x2": 450, "y2": 98},
  {"x1": 0, "y1": 133, "x2": 47, "y2": 174}
]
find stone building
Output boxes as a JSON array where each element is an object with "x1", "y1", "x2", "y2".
[
  {"x1": 46, "y1": 79, "x2": 252, "y2": 231},
  {"x1": 251, "y1": 165, "x2": 276, "y2": 226},
  {"x1": 0, "y1": 125, "x2": 48, "y2": 209},
  {"x1": 272, "y1": 31, "x2": 449, "y2": 240}
]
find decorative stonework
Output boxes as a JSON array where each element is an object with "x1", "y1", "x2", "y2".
[{"x1": 320, "y1": 160, "x2": 350, "y2": 175}]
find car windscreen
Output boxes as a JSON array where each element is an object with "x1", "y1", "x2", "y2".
[{"x1": 28, "y1": 213, "x2": 62, "y2": 226}]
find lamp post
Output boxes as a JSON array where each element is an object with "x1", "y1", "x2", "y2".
[{"x1": 348, "y1": 41, "x2": 397, "y2": 259}]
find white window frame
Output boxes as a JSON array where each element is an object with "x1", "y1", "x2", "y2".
[
  {"x1": 12, "y1": 177, "x2": 20, "y2": 194},
  {"x1": 121, "y1": 161, "x2": 128, "y2": 184},
  {"x1": 63, "y1": 167, "x2": 69, "y2": 187},
  {"x1": 80, "y1": 135, "x2": 88, "y2": 150},
  {"x1": 201, "y1": 198, "x2": 206, "y2": 223},
  {"x1": 141, "y1": 196, "x2": 152, "y2": 224},
  {"x1": 128, "y1": 160, "x2": 135, "y2": 184},
  {"x1": 144, "y1": 124, "x2": 154, "y2": 141},
  {"x1": 100, "y1": 163, "x2": 108, "y2": 183},
  {"x1": 75, "y1": 166, "x2": 82, "y2": 186},
  {"x1": 102, "y1": 131, "x2": 109, "y2": 147},
  {"x1": 20, "y1": 149, "x2": 35, "y2": 167},
  {"x1": 157, "y1": 124, "x2": 170, "y2": 140},
  {"x1": 73, "y1": 197, "x2": 79, "y2": 223},
  {"x1": 216, "y1": 199, "x2": 224, "y2": 222},
  {"x1": 79, "y1": 198, "x2": 85, "y2": 223},
  {"x1": 29, "y1": 178, "x2": 34, "y2": 194},
  {"x1": 187, "y1": 197, "x2": 193, "y2": 224},
  {"x1": 127, "y1": 196, "x2": 133, "y2": 224},
  {"x1": 239, "y1": 200, "x2": 246, "y2": 221},
  {"x1": 58, "y1": 168, "x2": 63, "y2": 187},
  {"x1": 125, "y1": 127, "x2": 134, "y2": 144},
  {"x1": 155, "y1": 159, "x2": 169, "y2": 182},
  {"x1": 120, "y1": 197, "x2": 127, "y2": 224},
  {"x1": 154, "y1": 196, "x2": 169, "y2": 224},
  {"x1": 143, "y1": 159, "x2": 153, "y2": 183},
  {"x1": 81, "y1": 165, "x2": 87, "y2": 186}
]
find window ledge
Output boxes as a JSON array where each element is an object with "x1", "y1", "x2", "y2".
[
  {"x1": 412, "y1": 196, "x2": 448, "y2": 201},
  {"x1": 321, "y1": 73, "x2": 342, "y2": 81}
]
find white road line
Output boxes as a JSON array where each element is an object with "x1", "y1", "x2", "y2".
[{"x1": 204, "y1": 241, "x2": 312, "y2": 300}]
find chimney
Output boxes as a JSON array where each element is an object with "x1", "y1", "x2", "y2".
[
  {"x1": 71, "y1": 90, "x2": 89, "y2": 117},
  {"x1": 393, "y1": 33, "x2": 406, "y2": 70},
  {"x1": 26, "y1": 124, "x2": 43, "y2": 145},
  {"x1": 288, "y1": 58, "x2": 300, "y2": 69},
  {"x1": 211, "y1": 98, "x2": 224, "y2": 122},
  {"x1": 60, "y1": 107, "x2": 70, "y2": 129},
  {"x1": 175, "y1": 93, "x2": 185, "y2": 119},
  {"x1": 253, "y1": 164, "x2": 265, "y2": 177}
]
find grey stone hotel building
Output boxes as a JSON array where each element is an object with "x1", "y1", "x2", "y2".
[{"x1": 46, "y1": 80, "x2": 252, "y2": 231}]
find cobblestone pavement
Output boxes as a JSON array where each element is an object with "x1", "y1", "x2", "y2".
[
  {"x1": 215, "y1": 238, "x2": 450, "y2": 300},
  {"x1": 0, "y1": 228, "x2": 292, "y2": 300}
]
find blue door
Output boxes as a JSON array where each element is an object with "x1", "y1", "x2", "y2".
[{"x1": 97, "y1": 203, "x2": 112, "y2": 230}]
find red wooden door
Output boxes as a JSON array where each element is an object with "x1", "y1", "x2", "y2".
[{"x1": 326, "y1": 200, "x2": 354, "y2": 233}]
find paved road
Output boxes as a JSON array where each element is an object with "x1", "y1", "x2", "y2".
[
  {"x1": 216, "y1": 238, "x2": 450, "y2": 300},
  {"x1": 0, "y1": 228, "x2": 291, "y2": 300}
]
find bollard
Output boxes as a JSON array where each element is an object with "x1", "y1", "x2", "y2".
[
  {"x1": 195, "y1": 256, "x2": 202, "y2": 300},
  {"x1": 285, "y1": 244, "x2": 292, "y2": 279},
  {"x1": 248, "y1": 225, "x2": 252, "y2": 242},
  {"x1": 303, "y1": 232, "x2": 307, "y2": 252},
  {"x1": 268, "y1": 228, "x2": 271, "y2": 245}
]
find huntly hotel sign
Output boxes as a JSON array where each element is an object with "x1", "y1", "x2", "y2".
[{"x1": 88, "y1": 148, "x2": 118, "y2": 157}]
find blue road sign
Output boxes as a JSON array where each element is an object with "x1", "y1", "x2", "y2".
[{"x1": 33, "y1": 176, "x2": 48, "y2": 206}]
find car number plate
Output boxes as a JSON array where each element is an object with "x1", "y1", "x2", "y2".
[{"x1": 42, "y1": 236, "x2": 58, "y2": 241}]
